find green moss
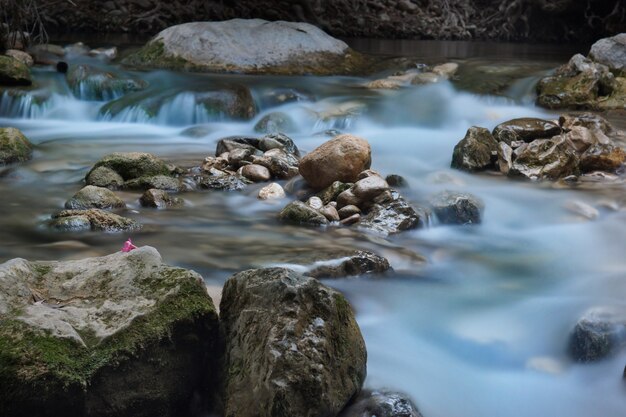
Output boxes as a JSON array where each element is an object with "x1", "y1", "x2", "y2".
[
  {"x1": 0, "y1": 56, "x2": 32, "y2": 86},
  {"x1": 122, "y1": 41, "x2": 191, "y2": 71}
]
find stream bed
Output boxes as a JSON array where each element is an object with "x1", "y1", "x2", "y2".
[{"x1": 1, "y1": 40, "x2": 625, "y2": 417}]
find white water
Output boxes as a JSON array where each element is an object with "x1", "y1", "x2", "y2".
[{"x1": 1, "y1": 44, "x2": 625, "y2": 417}]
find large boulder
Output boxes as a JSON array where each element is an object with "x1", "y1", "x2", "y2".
[
  {"x1": 64, "y1": 185, "x2": 126, "y2": 210},
  {"x1": 220, "y1": 267, "x2": 367, "y2": 417},
  {"x1": 0, "y1": 55, "x2": 32, "y2": 86},
  {"x1": 451, "y1": 127, "x2": 498, "y2": 172},
  {"x1": 0, "y1": 247, "x2": 219, "y2": 417},
  {"x1": 588, "y1": 33, "x2": 626, "y2": 74},
  {"x1": 299, "y1": 134, "x2": 372, "y2": 190},
  {"x1": 0, "y1": 127, "x2": 33, "y2": 165},
  {"x1": 569, "y1": 307, "x2": 626, "y2": 362},
  {"x1": 123, "y1": 19, "x2": 365, "y2": 75}
]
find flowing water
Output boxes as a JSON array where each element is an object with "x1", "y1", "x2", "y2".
[{"x1": 1, "y1": 40, "x2": 626, "y2": 417}]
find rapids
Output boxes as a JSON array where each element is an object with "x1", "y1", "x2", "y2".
[{"x1": 1, "y1": 40, "x2": 625, "y2": 417}]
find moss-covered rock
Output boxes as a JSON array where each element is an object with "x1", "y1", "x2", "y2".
[
  {"x1": 451, "y1": 126, "x2": 498, "y2": 172},
  {"x1": 86, "y1": 153, "x2": 172, "y2": 183},
  {"x1": 220, "y1": 267, "x2": 366, "y2": 417},
  {"x1": 123, "y1": 175, "x2": 183, "y2": 192},
  {"x1": 85, "y1": 166, "x2": 125, "y2": 189},
  {"x1": 0, "y1": 127, "x2": 33, "y2": 165},
  {"x1": 50, "y1": 209, "x2": 139, "y2": 232},
  {"x1": 64, "y1": 185, "x2": 126, "y2": 210},
  {"x1": 66, "y1": 64, "x2": 147, "y2": 101},
  {"x1": 278, "y1": 200, "x2": 329, "y2": 226},
  {"x1": 0, "y1": 247, "x2": 219, "y2": 417},
  {"x1": 139, "y1": 189, "x2": 184, "y2": 209},
  {"x1": 0, "y1": 56, "x2": 32, "y2": 86}
]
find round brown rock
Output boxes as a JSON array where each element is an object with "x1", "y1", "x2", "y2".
[
  {"x1": 239, "y1": 164, "x2": 271, "y2": 182},
  {"x1": 299, "y1": 134, "x2": 372, "y2": 190}
]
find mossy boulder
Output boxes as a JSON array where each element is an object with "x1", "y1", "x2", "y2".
[
  {"x1": 0, "y1": 127, "x2": 33, "y2": 165},
  {"x1": 451, "y1": 126, "x2": 498, "y2": 172},
  {"x1": 64, "y1": 185, "x2": 126, "y2": 210},
  {"x1": 66, "y1": 64, "x2": 147, "y2": 101},
  {"x1": 0, "y1": 247, "x2": 219, "y2": 417},
  {"x1": 86, "y1": 153, "x2": 172, "y2": 187},
  {"x1": 50, "y1": 209, "x2": 139, "y2": 232},
  {"x1": 122, "y1": 19, "x2": 368, "y2": 75},
  {"x1": 220, "y1": 267, "x2": 367, "y2": 417},
  {"x1": 0, "y1": 56, "x2": 32, "y2": 86},
  {"x1": 85, "y1": 166, "x2": 125, "y2": 189},
  {"x1": 278, "y1": 200, "x2": 329, "y2": 226}
]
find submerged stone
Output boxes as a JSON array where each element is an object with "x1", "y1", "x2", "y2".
[
  {"x1": 429, "y1": 190, "x2": 484, "y2": 225},
  {"x1": 569, "y1": 307, "x2": 626, "y2": 362}
]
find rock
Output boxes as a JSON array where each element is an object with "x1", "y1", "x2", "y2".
[
  {"x1": 579, "y1": 143, "x2": 625, "y2": 173},
  {"x1": 279, "y1": 249, "x2": 390, "y2": 278},
  {"x1": 588, "y1": 33, "x2": 626, "y2": 74},
  {"x1": 250, "y1": 155, "x2": 298, "y2": 179},
  {"x1": 319, "y1": 204, "x2": 340, "y2": 221},
  {"x1": 338, "y1": 205, "x2": 361, "y2": 220},
  {"x1": 536, "y1": 54, "x2": 617, "y2": 110},
  {"x1": 357, "y1": 169, "x2": 382, "y2": 180},
  {"x1": 340, "y1": 213, "x2": 361, "y2": 225},
  {"x1": 559, "y1": 113, "x2": 614, "y2": 135},
  {"x1": 215, "y1": 136, "x2": 261, "y2": 156},
  {"x1": 66, "y1": 64, "x2": 147, "y2": 101},
  {"x1": 124, "y1": 175, "x2": 183, "y2": 191},
  {"x1": 451, "y1": 126, "x2": 499, "y2": 172},
  {"x1": 27, "y1": 43, "x2": 65, "y2": 65},
  {"x1": 385, "y1": 174, "x2": 409, "y2": 188},
  {"x1": 497, "y1": 142, "x2": 514, "y2": 174},
  {"x1": 492, "y1": 118, "x2": 561, "y2": 144},
  {"x1": 0, "y1": 247, "x2": 218, "y2": 417},
  {"x1": 358, "y1": 193, "x2": 424, "y2": 235},
  {"x1": 50, "y1": 209, "x2": 139, "y2": 232},
  {"x1": 195, "y1": 84, "x2": 257, "y2": 120},
  {"x1": 220, "y1": 267, "x2": 366, "y2": 417},
  {"x1": 336, "y1": 189, "x2": 362, "y2": 209},
  {"x1": 5, "y1": 49, "x2": 33, "y2": 67},
  {"x1": 196, "y1": 174, "x2": 248, "y2": 191},
  {"x1": 306, "y1": 196, "x2": 324, "y2": 210},
  {"x1": 89, "y1": 46, "x2": 118, "y2": 61},
  {"x1": 432, "y1": 62, "x2": 459, "y2": 78},
  {"x1": 410, "y1": 72, "x2": 441, "y2": 84},
  {"x1": 569, "y1": 307, "x2": 626, "y2": 362},
  {"x1": 238, "y1": 164, "x2": 271, "y2": 182},
  {"x1": 299, "y1": 134, "x2": 372, "y2": 190},
  {"x1": 86, "y1": 152, "x2": 171, "y2": 182},
  {"x1": 258, "y1": 132, "x2": 301, "y2": 157},
  {"x1": 316, "y1": 181, "x2": 352, "y2": 205},
  {"x1": 340, "y1": 390, "x2": 423, "y2": 417},
  {"x1": 0, "y1": 56, "x2": 31, "y2": 86},
  {"x1": 509, "y1": 136, "x2": 580, "y2": 180},
  {"x1": 123, "y1": 19, "x2": 364, "y2": 75},
  {"x1": 352, "y1": 175, "x2": 390, "y2": 202},
  {"x1": 85, "y1": 166, "x2": 125, "y2": 189},
  {"x1": 263, "y1": 148, "x2": 299, "y2": 167},
  {"x1": 429, "y1": 191, "x2": 484, "y2": 225},
  {"x1": 278, "y1": 201, "x2": 329, "y2": 226},
  {"x1": 562, "y1": 126, "x2": 606, "y2": 153},
  {"x1": 139, "y1": 189, "x2": 184, "y2": 208},
  {"x1": 65, "y1": 185, "x2": 126, "y2": 210},
  {"x1": 226, "y1": 148, "x2": 254, "y2": 169},
  {"x1": 254, "y1": 112, "x2": 297, "y2": 134},
  {"x1": 258, "y1": 182, "x2": 286, "y2": 200},
  {"x1": 365, "y1": 78, "x2": 403, "y2": 90},
  {"x1": 0, "y1": 127, "x2": 33, "y2": 165}
]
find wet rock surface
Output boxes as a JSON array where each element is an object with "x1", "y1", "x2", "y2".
[
  {"x1": 139, "y1": 189, "x2": 184, "y2": 208},
  {"x1": 272, "y1": 249, "x2": 391, "y2": 278},
  {"x1": 451, "y1": 127, "x2": 498, "y2": 172},
  {"x1": 340, "y1": 390, "x2": 423, "y2": 417},
  {"x1": 429, "y1": 191, "x2": 484, "y2": 225},
  {"x1": 220, "y1": 267, "x2": 367, "y2": 417},
  {"x1": 0, "y1": 127, "x2": 33, "y2": 165},
  {"x1": 569, "y1": 307, "x2": 626, "y2": 362},
  {"x1": 0, "y1": 247, "x2": 219, "y2": 417},
  {"x1": 50, "y1": 209, "x2": 139, "y2": 232},
  {"x1": 65, "y1": 185, "x2": 126, "y2": 210}
]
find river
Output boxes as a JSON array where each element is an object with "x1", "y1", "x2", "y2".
[{"x1": 1, "y1": 39, "x2": 625, "y2": 417}]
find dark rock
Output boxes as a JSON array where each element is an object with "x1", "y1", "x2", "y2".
[
  {"x1": 195, "y1": 84, "x2": 257, "y2": 120},
  {"x1": 215, "y1": 136, "x2": 261, "y2": 156},
  {"x1": 451, "y1": 126, "x2": 499, "y2": 172},
  {"x1": 0, "y1": 127, "x2": 33, "y2": 165},
  {"x1": 509, "y1": 136, "x2": 580, "y2": 180},
  {"x1": 50, "y1": 209, "x2": 139, "y2": 232},
  {"x1": 340, "y1": 213, "x2": 361, "y2": 225},
  {"x1": 65, "y1": 185, "x2": 126, "y2": 210},
  {"x1": 139, "y1": 189, "x2": 184, "y2": 208},
  {"x1": 196, "y1": 174, "x2": 248, "y2": 191},
  {"x1": 258, "y1": 132, "x2": 301, "y2": 157},
  {"x1": 338, "y1": 205, "x2": 361, "y2": 219},
  {"x1": 278, "y1": 201, "x2": 329, "y2": 226},
  {"x1": 316, "y1": 181, "x2": 352, "y2": 205},
  {"x1": 85, "y1": 166, "x2": 125, "y2": 189},
  {"x1": 352, "y1": 175, "x2": 390, "y2": 203},
  {"x1": 337, "y1": 189, "x2": 362, "y2": 209},
  {"x1": 358, "y1": 192, "x2": 424, "y2": 235},
  {"x1": 569, "y1": 307, "x2": 626, "y2": 362},
  {"x1": 66, "y1": 64, "x2": 147, "y2": 101},
  {"x1": 0, "y1": 247, "x2": 218, "y2": 417},
  {"x1": 340, "y1": 389, "x2": 423, "y2": 417},
  {"x1": 492, "y1": 118, "x2": 561, "y2": 144},
  {"x1": 254, "y1": 112, "x2": 297, "y2": 134},
  {"x1": 124, "y1": 175, "x2": 183, "y2": 191},
  {"x1": 385, "y1": 174, "x2": 409, "y2": 188},
  {"x1": 430, "y1": 190, "x2": 484, "y2": 225},
  {"x1": 579, "y1": 143, "x2": 625, "y2": 173},
  {"x1": 220, "y1": 267, "x2": 366, "y2": 417},
  {"x1": 282, "y1": 249, "x2": 390, "y2": 278}
]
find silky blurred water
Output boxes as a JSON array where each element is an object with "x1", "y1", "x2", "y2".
[{"x1": 1, "y1": 40, "x2": 625, "y2": 417}]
